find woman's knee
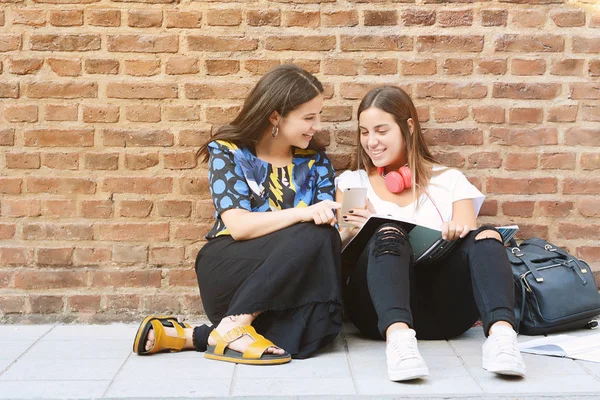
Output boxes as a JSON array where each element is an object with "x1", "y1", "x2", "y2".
[
  {"x1": 473, "y1": 226, "x2": 502, "y2": 242},
  {"x1": 370, "y1": 223, "x2": 411, "y2": 258}
]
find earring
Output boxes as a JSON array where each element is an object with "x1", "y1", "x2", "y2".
[{"x1": 271, "y1": 125, "x2": 279, "y2": 138}]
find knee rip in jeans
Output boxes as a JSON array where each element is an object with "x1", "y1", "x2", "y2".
[
  {"x1": 474, "y1": 229, "x2": 502, "y2": 242},
  {"x1": 372, "y1": 225, "x2": 408, "y2": 257}
]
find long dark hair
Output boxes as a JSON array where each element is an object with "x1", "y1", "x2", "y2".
[
  {"x1": 197, "y1": 64, "x2": 324, "y2": 161},
  {"x1": 355, "y1": 86, "x2": 439, "y2": 190}
]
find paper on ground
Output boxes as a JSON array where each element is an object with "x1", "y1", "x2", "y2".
[{"x1": 519, "y1": 333, "x2": 600, "y2": 363}]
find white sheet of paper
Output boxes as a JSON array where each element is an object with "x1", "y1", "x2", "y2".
[{"x1": 519, "y1": 333, "x2": 600, "y2": 363}]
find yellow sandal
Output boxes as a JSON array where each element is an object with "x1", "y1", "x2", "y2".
[
  {"x1": 133, "y1": 315, "x2": 191, "y2": 355},
  {"x1": 205, "y1": 325, "x2": 291, "y2": 365}
]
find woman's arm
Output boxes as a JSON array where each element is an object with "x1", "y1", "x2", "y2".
[
  {"x1": 221, "y1": 200, "x2": 340, "y2": 241},
  {"x1": 442, "y1": 198, "x2": 478, "y2": 240}
]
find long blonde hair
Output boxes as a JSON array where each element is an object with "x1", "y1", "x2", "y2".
[{"x1": 355, "y1": 86, "x2": 439, "y2": 192}]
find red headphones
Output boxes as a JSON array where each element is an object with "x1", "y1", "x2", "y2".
[{"x1": 377, "y1": 166, "x2": 412, "y2": 193}]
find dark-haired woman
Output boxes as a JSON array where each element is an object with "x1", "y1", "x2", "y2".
[
  {"x1": 132, "y1": 64, "x2": 343, "y2": 365},
  {"x1": 337, "y1": 86, "x2": 525, "y2": 381}
]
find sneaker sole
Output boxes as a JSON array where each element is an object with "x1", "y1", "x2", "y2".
[
  {"x1": 388, "y1": 367, "x2": 429, "y2": 382},
  {"x1": 482, "y1": 358, "x2": 525, "y2": 377}
]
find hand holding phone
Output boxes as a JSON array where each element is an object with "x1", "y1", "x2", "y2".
[{"x1": 340, "y1": 187, "x2": 368, "y2": 228}]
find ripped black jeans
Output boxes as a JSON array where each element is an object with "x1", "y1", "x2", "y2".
[{"x1": 343, "y1": 223, "x2": 516, "y2": 340}]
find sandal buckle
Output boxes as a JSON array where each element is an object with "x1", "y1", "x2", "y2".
[{"x1": 224, "y1": 326, "x2": 246, "y2": 342}]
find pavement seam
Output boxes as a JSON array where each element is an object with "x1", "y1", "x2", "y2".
[
  {"x1": 341, "y1": 330, "x2": 360, "y2": 395},
  {"x1": 228, "y1": 362, "x2": 237, "y2": 397},
  {"x1": 575, "y1": 359, "x2": 600, "y2": 382},
  {"x1": 447, "y1": 339, "x2": 486, "y2": 393},
  {"x1": 0, "y1": 324, "x2": 56, "y2": 378},
  {"x1": 101, "y1": 347, "x2": 133, "y2": 398}
]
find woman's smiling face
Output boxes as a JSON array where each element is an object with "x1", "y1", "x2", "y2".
[{"x1": 359, "y1": 106, "x2": 408, "y2": 171}]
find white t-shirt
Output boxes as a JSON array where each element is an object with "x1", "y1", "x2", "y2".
[{"x1": 335, "y1": 167, "x2": 485, "y2": 230}]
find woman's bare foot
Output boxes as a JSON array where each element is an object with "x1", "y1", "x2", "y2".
[
  {"x1": 145, "y1": 326, "x2": 194, "y2": 352},
  {"x1": 207, "y1": 316, "x2": 285, "y2": 355}
]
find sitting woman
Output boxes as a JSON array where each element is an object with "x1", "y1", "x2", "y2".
[
  {"x1": 133, "y1": 64, "x2": 343, "y2": 365},
  {"x1": 336, "y1": 86, "x2": 525, "y2": 381}
]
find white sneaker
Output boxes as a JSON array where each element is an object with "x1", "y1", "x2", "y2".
[
  {"x1": 482, "y1": 325, "x2": 526, "y2": 377},
  {"x1": 386, "y1": 329, "x2": 429, "y2": 381}
]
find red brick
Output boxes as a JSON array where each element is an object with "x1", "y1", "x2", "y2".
[
  {"x1": 475, "y1": 59, "x2": 507, "y2": 75},
  {"x1": 443, "y1": 58, "x2": 472, "y2": 75},
  {"x1": 24, "y1": 223, "x2": 92, "y2": 241},
  {"x1": 539, "y1": 152, "x2": 575, "y2": 170},
  {"x1": 187, "y1": 36, "x2": 258, "y2": 52},
  {"x1": 173, "y1": 223, "x2": 211, "y2": 240},
  {"x1": 91, "y1": 270, "x2": 161, "y2": 288},
  {"x1": 547, "y1": 105, "x2": 577, "y2": 122},
  {"x1": 322, "y1": 10, "x2": 358, "y2": 27},
  {"x1": 578, "y1": 198, "x2": 600, "y2": 218},
  {"x1": 143, "y1": 295, "x2": 181, "y2": 313},
  {"x1": 551, "y1": 9, "x2": 585, "y2": 27},
  {"x1": 166, "y1": 11, "x2": 202, "y2": 28},
  {"x1": 341, "y1": 35, "x2": 412, "y2": 52},
  {"x1": 26, "y1": 177, "x2": 95, "y2": 194},
  {"x1": 81, "y1": 200, "x2": 113, "y2": 218},
  {"x1": 185, "y1": 83, "x2": 251, "y2": 100},
  {"x1": 322, "y1": 59, "x2": 358, "y2": 76},
  {"x1": 284, "y1": 10, "x2": 320, "y2": 27},
  {"x1": 206, "y1": 60, "x2": 240, "y2": 76},
  {"x1": 504, "y1": 153, "x2": 538, "y2": 170},
  {"x1": 30, "y1": 34, "x2": 100, "y2": 51},
  {"x1": 120, "y1": 200, "x2": 153, "y2": 217},
  {"x1": 572, "y1": 36, "x2": 600, "y2": 53},
  {"x1": 205, "y1": 106, "x2": 240, "y2": 124},
  {"x1": 37, "y1": 247, "x2": 74, "y2": 266},
  {"x1": 124, "y1": 59, "x2": 160, "y2": 76},
  {"x1": 495, "y1": 35, "x2": 563, "y2": 52},
  {"x1": 3, "y1": 105, "x2": 38, "y2": 123},
  {"x1": 266, "y1": 35, "x2": 336, "y2": 51},
  {"x1": 9, "y1": 58, "x2": 43, "y2": 75},
  {"x1": 168, "y1": 268, "x2": 196, "y2": 286},
  {"x1": 563, "y1": 179, "x2": 600, "y2": 194},
  {"x1": 402, "y1": 9, "x2": 435, "y2": 26},
  {"x1": 0, "y1": 178, "x2": 22, "y2": 194},
  {"x1": 423, "y1": 128, "x2": 483, "y2": 146},
  {"x1": 41, "y1": 152, "x2": 79, "y2": 170},
  {"x1": 44, "y1": 104, "x2": 78, "y2": 121},
  {"x1": 487, "y1": 177, "x2": 557, "y2": 194},
  {"x1": 0, "y1": 35, "x2": 21, "y2": 52},
  {"x1": 433, "y1": 105, "x2": 468, "y2": 123},
  {"x1": 416, "y1": 35, "x2": 483, "y2": 52},
  {"x1": 206, "y1": 9, "x2": 241, "y2": 26},
  {"x1": 24, "y1": 129, "x2": 94, "y2": 147},
  {"x1": 401, "y1": 60, "x2": 436, "y2": 75},
  {"x1": 340, "y1": 82, "x2": 394, "y2": 100},
  {"x1": 550, "y1": 59, "x2": 584, "y2": 76},
  {"x1": 511, "y1": 58, "x2": 546, "y2": 75},
  {"x1": 179, "y1": 129, "x2": 210, "y2": 147},
  {"x1": 103, "y1": 129, "x2": 173, "y2": 147},
  {"x1": 481, "y1": 9, "x2": 507, "y2": 26},
  {"x1": 49, "y1": 10, "x2": 83, "y2": 26},
  {"x1": 517, "y1": 225, "x2": 549, "y2": 241},
  {"x1": 467, "y1": 152, "x2": 502, "y2": 169},
  {"x1": 438, "y1": 9, "x2": 472, "y2": 27},
  {"x1": 0, "y1": 248, "x2": 33, "y2": 265},
  {"x1": 570, "y1": 83, "x2": 600, "y2": 99},
  {"x1": 0, "y1": 223, "x2": 16, "y2": 240},
  {"x1": 112, "y1": 245, "x2": 148, "y2": 263},
  {"x1": 195, "y1": 200, "x2": 215, "y2": 221},
  {"x1": 108, "y1": 35, "x2": 178, "y2": 53},
  {"x1": 125, "y1": 105, "x2": 161, "y2": 122},
  {"x1": 96, "y1": 223, "x2": 168, "y2": 241},
  {"x1": 321, "y1": 106, "x2": 353, "y2": 122},
  {"x1": 128, "y1": 10, "x2": 162, "y2": 28},
  {"x1": 416, "y1": 82, "x2": 487, "y2": 99},
  {"x1": 582, "y1": 105, "x2": 600, "y2": 122},
  {"x1": 107, "y1": 83, "x2": 176, "y2": 99},
  {"x1": 1, "y1": 199, "x2": 40, "y2": 217},
  {"x1": 363, "y1": 59, "x2": 397, "y2": 75},
  {"x1": 493, "y1": 83, "x2": 560, "y2": 99},
  {"x1": 180, "y1": 177, "x2": 210, "y2": 196},
  {"x1": 490, "y1": 127, "x2": 557, "y2": 146},
  {"x1": 364, "y1": 10, "x2": 397, "y2": 26},
  {"x1": 85, "y1": 59, "x2": 119, "y2": 75},
  {"x1": 511, "y1": 10, "x2": 546, "y2": 28},
  {"x1": 538, "y1": 201, "x2": 574, "y2": 218},
  {"x1": 87, "y1": 9, "x2": 120, "y2": 27},
  {"x1": 157, "y1": 201, "x2": 192, "y2": 218},
  {"x1": 164, "y1": 151, "x2": 197, "y2": 169},
  {"x1": 164, "y1": 106, "x2": 201, "y2": 122},
  {"x1": 103, "y1": 177, "x2": 172, "y2": 194},
  {"x1": 27, "y1": 82, "x2": 97, "y2": 99},
  {"x1": 83, "y1": 153, "x2": 118, "y2": 171},
  {"x1": 509, "y1": 108, "x2": 543, "y2": 124},
  {"x1": 0, "y1": 129, "x2": 15, "y2": 146},
  {"x1": 67, "y1": 295, "x2": 101, "y2": 313},
  {"x1": 0, "y1": 296, "x2": 25, "y2": 314},
  {"x1": 590, "y1": 61, "x2": 600, "y2": 77},
  {"x1": 502, "y1": 201, "x2": 535, "y2": 217},
  {"x1": 559, "y1": 223, "x2": 600, "y2": 240},
  {"x1": 46, "y1": 58, "x2": 81, "y2": 77},
  {"x1": 434, "y1": 152, "x2": 465, "y2": 168},
  {"x1": 13, "y1": 9, "x2": 46, "y2": 26},
  {"x1": 105, "y1": 295, "x2": 140, "y2": 311},
  {"x1": 166, "y1": 57, "x2": 199, "y2": 75},
  {"x1": 565, "y1": 128, "x2": 600, "y2": 146},
  {"x1": 577, "y1": 247, "x2": 600, "y2": 264},
  {"x1": 30, "y1": 296, "x2": 64, "y2": 314},
  {"x1": 83, "y1": 105, "x2": 119, "y2": 123},
  {"x1": 42, "y1": 200, "x2": 77, "y2": 218}
]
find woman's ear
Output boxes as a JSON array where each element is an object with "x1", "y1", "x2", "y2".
[
  {"x1": 407, "y1": 118, "x2": 415, "y2": 135},
  {"x1": 269, "y1": 111, "x2": 280, "y2": 126}
]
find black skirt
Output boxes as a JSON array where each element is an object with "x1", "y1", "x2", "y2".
[{"x1": 194, "y1": 222, "x2": 343, "y2": 359}]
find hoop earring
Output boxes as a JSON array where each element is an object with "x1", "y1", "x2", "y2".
[{"x1": 271, "y1": 125, "x2": 279, "y2": 138}]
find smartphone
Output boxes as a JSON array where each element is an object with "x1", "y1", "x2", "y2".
[{"x1": 340, "y1": 187, "x2": 368, "y2": 228}]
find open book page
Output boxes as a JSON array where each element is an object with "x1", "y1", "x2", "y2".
[
  {"x1": 342, "y1": 215, "x2": 519, "y2": 266},
  {"x1": 519, "y1": 333, "x2": 600, "y2": 363}
]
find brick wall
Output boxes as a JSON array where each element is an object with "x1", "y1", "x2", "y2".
[{"x1": 0, "y1": 0, "x2": 599, "y2": 321}]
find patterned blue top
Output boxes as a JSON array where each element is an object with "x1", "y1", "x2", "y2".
[{"x1": 206, "y1": 140, "x2": 336, "y2": 239}]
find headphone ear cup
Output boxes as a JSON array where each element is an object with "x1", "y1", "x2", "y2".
[
  {"x1": 384, "y1": 171, "x2": 405, "y2": 193},
  {"x1": 398, "y1": 166, "x2": 412, "y2": 189}
]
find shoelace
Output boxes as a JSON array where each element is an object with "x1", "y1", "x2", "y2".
[
  {"x1": 391, "y1": 336, "x2": 420, "y2": 361},
  {"x1": 493, "y1": 332, "x2": 518, "y2": 356}
]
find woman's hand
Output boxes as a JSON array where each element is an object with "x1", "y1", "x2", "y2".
[
  {"x1": 441, "y1": 221, "x2": 471, "y2": 241},
  {"x1": 341, "y1": 198, "x2": 375, "y2": 229},
  {"x1": 300, "y1": 200, "x2": 341, "y2": 226}
]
